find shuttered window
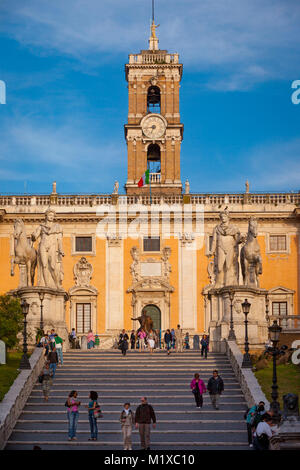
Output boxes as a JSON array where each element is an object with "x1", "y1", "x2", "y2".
[
  {"x1": 143, "y1": 236, "x2": 160, "y2": 252},
  {"x1": 75, "y1": 236, "x2": 93, "y2": 252},
  {"x1": 272, "y1": 302, "x2": 287, "y2": 316},
  {"x1": 76, "y1": 303, "x2": 91, "y2": 333},
  {"x1": 269, "y1": 235, "x2": 286, "y2": 252}
]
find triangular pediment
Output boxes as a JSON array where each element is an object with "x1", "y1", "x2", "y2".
[{"x1": 268, "y1": 286, "x2": 295, "y2": 295}]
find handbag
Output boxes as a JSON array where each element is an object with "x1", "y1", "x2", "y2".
[{"x1": 94, "y1": 404, "x2": 103, "y2": 419}]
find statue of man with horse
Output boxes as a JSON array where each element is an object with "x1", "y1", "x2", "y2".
[{"x1": 240, "y1": 217, "x2": 262, "y2": 287}]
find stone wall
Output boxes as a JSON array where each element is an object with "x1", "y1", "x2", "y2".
[
  {"x1": 225, "y1": 339, "x2": 269, "y2": 409},
  {"x1": 0, "y1": 347, "x2": 44, "y2": 450}
]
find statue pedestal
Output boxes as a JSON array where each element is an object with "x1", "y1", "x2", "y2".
[
  {"x1": 203, "y1": 285, "x2": 269, "y2": 352},
  {"x1": 9, "y1": 286, "x2": 69, "y2": 351}
]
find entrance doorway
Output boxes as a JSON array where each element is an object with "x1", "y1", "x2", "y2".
[{"x1": 143, "y1": 304, "x2": 161, "y2": 330}]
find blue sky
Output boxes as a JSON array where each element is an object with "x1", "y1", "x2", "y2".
[{"x1": 0, "y1": 0, "x2": 300, "y2": 195}]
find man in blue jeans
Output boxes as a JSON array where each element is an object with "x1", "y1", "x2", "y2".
[
  {"x1": 48, "y1": 344, "x2": 58, "y2": 379},
  {"x1": 54, "y1": 334, "x2": 64, "y2": 365}
]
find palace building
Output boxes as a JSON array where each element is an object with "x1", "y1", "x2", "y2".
[{"x1": 1, "y1": 21, "x2": 299, "y2": 350}]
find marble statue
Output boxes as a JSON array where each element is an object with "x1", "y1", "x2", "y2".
[
  {"x1": 113, "y1": 181, "x2": 119, "y2": 195},
  {"x1": 11, "y1": 219, "x2": 37, "y2": 286},
  {"x1": 245, "y1": 180, "x2": 250, "y2": 193},
  {"x1": 130, "y1": 246, "x2": 140, "y2": 283},
  {"x1": 211, "y1": 209, "x2": 244, "y2": 287},
  {"x1": 185, "y1": 179, "x2": 190, "y2": 195},
  {"x1": 31, "y1": 208, "x2": 64, "y2": 289},
  {"x1": 240, "y1": 217, "x2": 262, "y2": 287}
]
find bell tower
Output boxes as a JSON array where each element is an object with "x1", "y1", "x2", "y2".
[{"x1": 124, "y1": 17, "x2": 183, "y2": 195}]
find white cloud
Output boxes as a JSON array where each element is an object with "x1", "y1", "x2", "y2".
[
  {"x1": 2, "y1": 0, "x2": 300, "y2": 89},
  {"x1": 0, "y1": 116, "x2": 126, "y2": 192}
]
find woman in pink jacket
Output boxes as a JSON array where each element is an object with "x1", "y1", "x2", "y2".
[
  {"x1": 190, "y1": 373, "x2": 206, "y2": 408},
  {"x1": 87, "y1": 330, "x2": 95, "y2": 349}
]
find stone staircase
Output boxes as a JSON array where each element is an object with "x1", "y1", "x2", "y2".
[{"x1": 5, "y1": 350, "x2": 249, "y2": 450}]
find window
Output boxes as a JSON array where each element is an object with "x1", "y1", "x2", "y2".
[
  {"x1": 208, "y1": 235, "x2": 214, "y2": 253},
  {"x1": 269, "y1": 235, "x2": 286, "y2": 252},
  {"x1": 147, "y1": 86, "x2": 161, "y2": 113},
  {"x1": 272, "y1": 302, "x2": 287, "y2": 316},
  {"x1": 76, "y1": 303, "x2": 91, "y2": 333},
  {"x1": 143, "y1": 236, "x2": 160, "y2": 252},
  {"x1": 75, "y1": 236, "x2": 93, "y2": 252}
]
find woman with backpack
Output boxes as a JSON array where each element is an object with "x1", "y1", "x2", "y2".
[
  {"x1": 86, "y1": 391, "x2": 101, "y2": 441},
  {"x1": 66, "y1": 390, "x2": 81, "y2": 441}
]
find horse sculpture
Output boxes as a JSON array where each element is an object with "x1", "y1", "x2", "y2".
[
  {"x1": 240, "y1": 217, "x2": 262, "y2": 287},
  {"x1": 11, "y1": 219, "x2": 37, "y2": 286}
]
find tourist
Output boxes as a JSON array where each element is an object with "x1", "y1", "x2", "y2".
[
  {"x1": 49, "y1": 329, "x2": 56, "y2": 341},
  {"x1": 245, "y1": 401, "x2": 266, "y2": 447},
  {"x1": 190, "y1": 373, "x2": 207, "y2": 408},
  {"x1": 253, "y1": 413, "x2": 275, "y2": 450},
  {"x1": 155, "y1": 329, "x2": 161, "y2": 349},
  {"x1": 200, "y1": 334, "x2": 209, "y2": 359},
  {"x1": 184, "y1": 332, "x2": 190, "y2": 350},
  {"x1": 207, "y1": 370, "x2": 224, "y2": 410},
  {"x1": 86, "y1": 391, "x2": 99, "y2": 441},
  {"x1": 175, "y1": 324, "x2": 183, "y2": 353},
  {"x1": 130, "y1": 330, "x2": 136, "y2": 349},
  {"x1": 135, "y1": 397, "x2": 156, "y2": 450},
  {"x1": 87, "y1": 330, "x2": 95, "y2": 349},
  {"x1": 138, "y1": 329, "x2": 146, "y2": 352},
  {"x1": 40, "y1": 361, "x2": 52, "y2": 402},
  {"x1": 171, "y1": 328, "x2": 175, "y2": 349},
  {"x1": 48, "y1": 344, "x2": 58, "y2": 379},
  {"x1": 147, "y1": 329, "x2": 155, "y2": 355},
  {"x1": 120, "y1": 402, "x2": 135, "y2": 450},
  {"x1": 164, "y1": 329, "x2": 172, "y2": 355},
  {"x1": 66, "y1": 390, "x2": 81, "y2": 441},
  {"x1": 54, "y1": 333, "x2": 64, "y2": 365},
  {"x1": 69, "y1": 328, "x2": 77, "y2": 349},
  {"x1": 41, "y1": 333, "x2": 50, "y2": 357},
  {"x1": 119, "y1": 329, "x2": 129, "y2": 356}
]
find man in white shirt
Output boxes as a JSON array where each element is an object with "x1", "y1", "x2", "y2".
[{"x1": 253, "y1": 414, "x2": 275, "y2": 450}]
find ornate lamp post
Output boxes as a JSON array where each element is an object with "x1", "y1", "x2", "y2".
[
  {"x1": 268, "y1": 320, "x2": 282, "y2": 423},
  {"x1": 39, "y1": 291, "x2": 45, "y2": 332},
  {"x1": 241, "y1": 298, "x2": 252, "y2": 368},
  {"x1": 19, "y1": 299, "x2": 31, "y2": 370},
  {"x1": 228, "y1": 289, "x2": 236, "y2": 341}
]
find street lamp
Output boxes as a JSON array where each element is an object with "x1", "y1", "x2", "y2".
[
  {"x1": 39, "y1": 291, "x2": 45, "y2": 332},
  {"x1": 19, "y1": 299, "x2": 31, "y2": 370},
  {"x1": 241, "y1": 298, "x2": 252, "y2": 368},
  {"x1": 228, "y1": 289, "x2": 236, "y2": 341},
  {"x1": 268, "y1": 320, "x2": 282, "y2": 423}
]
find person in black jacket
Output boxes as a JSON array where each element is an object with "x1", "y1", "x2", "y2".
[
  {"x1": 164, "y1": 329, "x2": 172, "y2": 355},
  {"x1": 135, "y1": 397, "x2": 156, "y2": 450},
  {"x1": 48, "y1": 344, "x2": 58, "y2": 379},
  {"x1": 207, "y1": 370, "x2": 224, "y2": 410},
  {"x1": 130, "y1": 330, "x2": 136, "y2": 349},
  {"x1": 119, "y1": 330, "x2": 129, "y2": 356}
]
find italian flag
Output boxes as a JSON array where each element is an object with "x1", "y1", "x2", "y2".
[{"x1": 138, "y1": 169, "x2": 150, "y2": 187}]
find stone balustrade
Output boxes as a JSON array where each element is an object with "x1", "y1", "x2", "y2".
[{"x1": 0, "y1": 192, "x2": 299, "y2": 209}]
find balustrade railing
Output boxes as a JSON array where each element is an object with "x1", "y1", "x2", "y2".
[{"x1": 0, "y1": 192, "x2": 299, "y2": 208}]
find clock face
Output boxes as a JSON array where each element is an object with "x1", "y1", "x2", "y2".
[{"x1": 142, "y1": 115, "x2": 166, "y2": 139}]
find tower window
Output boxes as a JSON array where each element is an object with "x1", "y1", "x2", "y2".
[
  {"x1": 147, "y1": 86, "x2": 161, "y2": 113},
  {"x1": 147, "y1": 144, "x2": 161, "y2": 174}
]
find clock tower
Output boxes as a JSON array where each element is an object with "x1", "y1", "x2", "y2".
[{"x1": 125, "y1": 20, "x2": 183, "y2": 195}]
